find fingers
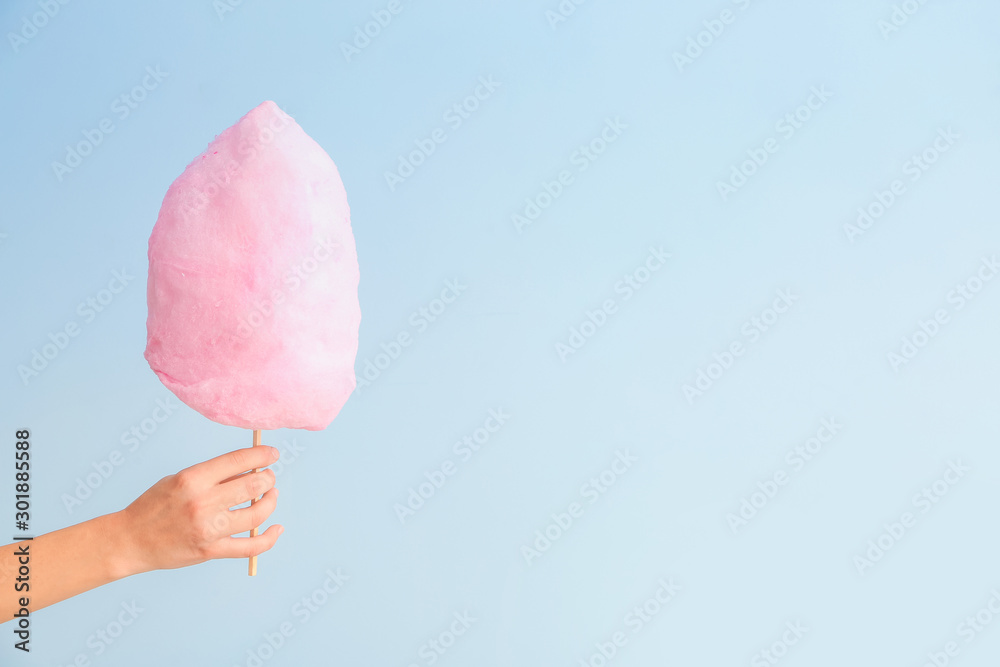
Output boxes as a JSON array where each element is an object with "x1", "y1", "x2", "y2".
[
  {"x1": 189, "y1": 445, "x2": 280, "y2": 487},
  {"x1": 215, "y1": 468, "x2": 276, "y2": 509},
  {"x1": 208, "y1": 523, "x2": 284, "y2": 560},
  {"x1": 221, "y1": 487, "x2": 279, "y2": 535},
  {"x1": 218, "y1": 469, "x2": 252, "y2": 486}
]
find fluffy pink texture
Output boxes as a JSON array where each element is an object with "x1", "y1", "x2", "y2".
[{"x1": 145, "y1": 101, "x2": 360, "y2": 431}]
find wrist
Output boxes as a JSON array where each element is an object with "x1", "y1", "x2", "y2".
[{"x1": 98, "y1": 510, "x2": 151, "y2": 580}]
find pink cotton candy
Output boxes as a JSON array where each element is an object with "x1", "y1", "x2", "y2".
[{"x1": 144, "y1": 101, "x2": 360, "y2": 431}]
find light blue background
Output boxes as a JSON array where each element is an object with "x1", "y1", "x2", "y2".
[{"x1": 2, "y1": 0, "x2": 1000, "y2": 665}]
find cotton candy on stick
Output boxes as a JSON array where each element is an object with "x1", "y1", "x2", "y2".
[{"x1": 144, "y1": 101, "x2": 360, "y2": 575}]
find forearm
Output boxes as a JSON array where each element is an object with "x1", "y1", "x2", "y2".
[{"x1": 0, "y1": 511, "x2": 140, "y2": 618}]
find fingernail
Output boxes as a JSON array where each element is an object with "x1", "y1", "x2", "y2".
[
  {"x1": 274, "y1": 488, "x2": 280, "y2": 498},
  {"x1": 270, "y1": 447, "x2": 280, "y2": 460},
  {"x1": 278, "y1": 525, "x2": 285, "y2": 536}
]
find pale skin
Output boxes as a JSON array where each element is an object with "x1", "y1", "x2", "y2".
[{"x1": 0, "y1": 445, "x2": 282, "y2": 619}]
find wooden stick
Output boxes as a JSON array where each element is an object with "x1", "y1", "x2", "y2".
[{"x1": 248, "y1": 429, "x2": 262, "y2": 577}]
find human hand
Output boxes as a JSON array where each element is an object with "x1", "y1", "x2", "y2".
[{"x1": 111, "y1": 445, "x2": 283, "y2": 576}]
